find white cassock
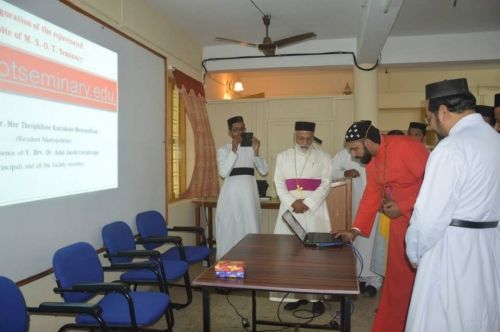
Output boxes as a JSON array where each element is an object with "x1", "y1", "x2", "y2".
[
  {"x1": 215, "y1": 144, "x2": 268, "y2": 260},
  {"x1": 331, "y1": 149, "x2": 382, "y2": 287},
  {"x1": 405, "y1": 114, "x2": 500, "y2": 332},
  {"x1": 271, "y1": 145, "x2": 331, "y2": 302},
  {"x1": 274, "y1": 146, "x2": 332, "y2": 235},
  {"x1": 331, "y1": 148, "x2": 366, "y2": 218}
]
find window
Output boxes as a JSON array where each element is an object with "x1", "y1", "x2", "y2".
[{"x1": 167, "y1": 77, "x2": 186, "y2": 201}]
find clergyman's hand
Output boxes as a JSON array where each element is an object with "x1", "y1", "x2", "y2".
[
  {"x1": 232, "y1": 135, "x2": 242, "y2": 153},
  {"x1": 382, "y1": 199, "x2": 402, "y2": 219},
  {"x1": 291, "y1": 199, "x2": 309, "y2": 214},
  {"x1": 344, "y1": 169, "x2": 360, "y2": 178},
  {"x1": 332, "y1": 229, "x2": 360, "y2": 243}
]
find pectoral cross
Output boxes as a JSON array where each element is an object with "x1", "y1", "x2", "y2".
[{"x1": 296, "y1": 184, "x2": 303, "y2": 192}]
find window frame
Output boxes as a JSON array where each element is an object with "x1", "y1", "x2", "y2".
[{"x1": 167, "y1": 77, "x2": 187, "y2": 202}]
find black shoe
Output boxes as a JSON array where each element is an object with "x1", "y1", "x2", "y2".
[
  {"x1": 284, "y1": 299, "x2": 308, "y2": 311},
  {"x1": 312, "y1": 301, "x2": 325, "y2": 316},
  {"x1": 359, "y1": 281, "x2": 367, "y2": 293},
  {"x1": 364, "y1": 285, "x2": 377, "y2": 297}
]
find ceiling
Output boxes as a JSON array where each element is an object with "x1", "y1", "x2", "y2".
[
  {"x1": 145, "y1": 0, "x2": 500, "y2": 71},
  {"x1": 147, "y1": 0, "x2": 500, "y2": 45}
]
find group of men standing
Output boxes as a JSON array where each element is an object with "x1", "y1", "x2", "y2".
[{"x1": 214, "y1": 78, "x2": 500, "y2": 332}]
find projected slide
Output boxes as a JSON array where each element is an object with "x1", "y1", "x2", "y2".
[{"x1": 0, "y1": 0, "x2": 118, "y2": 207}]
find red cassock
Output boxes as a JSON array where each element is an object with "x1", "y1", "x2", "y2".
[{"x1": 353, "y1": 135, "x2": 429, "y2": 332}]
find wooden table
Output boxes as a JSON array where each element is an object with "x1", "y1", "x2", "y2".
[
  {"x1": 191, "y1": 197, "x2": 280, "y2": 247},
  {"x1": 192, "y1": 234, "x2": 359, "y2": 331}
]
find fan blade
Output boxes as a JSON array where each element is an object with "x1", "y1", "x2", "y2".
[
  {"x1": 274, "y1": 32, "x2": 316, "y2": 48},
  {"x1": 215, "y1": 37, "x2": 258, "y2": 48}
]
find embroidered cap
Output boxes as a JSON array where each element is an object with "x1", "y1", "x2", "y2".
[{"x1": 345, "y1": 120, "x2": 379, "y2": 142}]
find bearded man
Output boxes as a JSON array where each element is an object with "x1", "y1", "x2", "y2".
[
  {"x1": 272, "y1": 121, "x2": 332, "y2": 315},
  {"x1": 335, "y1": 120, "x2": 429, "y2": 332}
]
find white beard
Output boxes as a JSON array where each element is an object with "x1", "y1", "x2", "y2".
[{"x1": 295, "y1": 144, "x2": 311, "y2": 153}]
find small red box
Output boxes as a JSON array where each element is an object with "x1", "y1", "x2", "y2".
[{"x1": 214, "y1": 260, "x2": 246, "y2": 278}]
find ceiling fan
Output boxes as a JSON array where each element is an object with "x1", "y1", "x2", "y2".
[{"x1": 215, "y1": 15, "x2": 316, "y2": 56}]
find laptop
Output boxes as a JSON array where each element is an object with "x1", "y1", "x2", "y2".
[{"x1": 281, "y1": 211, "x2": 345, "y2": 247}]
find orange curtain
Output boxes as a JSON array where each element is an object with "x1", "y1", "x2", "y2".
[{"x1": 173, "y1": 69, "x2": 219, "y2": 198}]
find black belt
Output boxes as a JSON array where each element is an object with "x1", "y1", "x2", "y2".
[
  {"x1": 450, "y1": 219, "x2": 498, "y2": 229},
  {"x1": 229, "y1": 167, "x2": 254, "y2": 177}
]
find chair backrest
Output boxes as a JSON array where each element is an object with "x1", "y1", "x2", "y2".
[
  {"x1": 136, "y1": 210, "x2": 168, "y2": 250},
  {"x1": 102, "y1": 221, "x2": 136, "y2": 264},
  {"x1": 52, "y1": 242, "x2": 103, "y2": 303},
  {"x1": 0, "y1": 276, "x2": 28, "y2": 332}
]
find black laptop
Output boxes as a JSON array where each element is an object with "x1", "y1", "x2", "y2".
[{"x1": 281, "y1": 211, "x2": 345, "y2": 247}]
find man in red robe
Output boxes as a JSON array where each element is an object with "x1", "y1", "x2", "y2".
[{"x1": 336, "y1": 120, "x2": 429, "y2": 332}]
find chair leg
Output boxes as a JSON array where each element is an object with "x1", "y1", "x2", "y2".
[
  {"x1": 171, "y1": 272, "x2": 193, "y2": 310},
  {"x1": 165, "y1": 306, "x2": 174, "y2": 331}
]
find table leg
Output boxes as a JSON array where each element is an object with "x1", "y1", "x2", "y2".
[
  {"x1": 202, "y1": 287, "x2": 210, "y2": 332},
  {"x1": 195, "y1": 206, "x2": 201, "y2": 246},
  {"x1": 207, "y1": 207, "x2": 214, "y2": 248},
  {"x1": 340, "y1": 295, "x2": 351, "y2": 332},
  {"x1": 252, "y1": 290, "x2": 257, "y2": 332}
]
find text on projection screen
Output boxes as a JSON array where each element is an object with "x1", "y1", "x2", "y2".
[{"x1": 0, "y1": 0, "x2": 118, "y2": 207}]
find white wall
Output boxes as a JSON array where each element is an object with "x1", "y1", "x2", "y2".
[{"x1": 70, "y1": 0, "x2": 203, "y2": 79}]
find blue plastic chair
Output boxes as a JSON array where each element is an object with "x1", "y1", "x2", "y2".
[
  {"x1": 52, "y1": 242, "x2": 172, "y2": 331},
  {"x1": 0, "y1": 275, "x2": 104, "y2": 332},
  {"x1": 102, "y1": 221, "x2": 192, "y2": 310},
  {"x1": 136, "y1": 210, "x2": 211, "y2": 266}
]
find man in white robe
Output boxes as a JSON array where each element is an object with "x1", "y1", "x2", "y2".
[
  {"x1": 272, "y1": 121, "x2": 332, "y2": 315},
  {"x1": 331, "y1": 147, "x2": 383, "y2": 295},
  {"x1": 405, "y1": 78, "x2": 500, "y2": 332},
  {"x1": 215, "y1": 116, "x2": 268, "y2": 261}
]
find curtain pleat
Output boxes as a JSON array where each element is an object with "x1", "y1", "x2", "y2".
[{"x1": 173, "y1": 70, "x2": 219, "y2": 198}]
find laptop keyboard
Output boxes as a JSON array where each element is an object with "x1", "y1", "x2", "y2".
[{"x1": 307, "y1": 232, "x2": 335, "y2": 243}]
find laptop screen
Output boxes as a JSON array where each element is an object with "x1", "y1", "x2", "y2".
[{"x1": 282, "y1": 211, "x2": 307, "y2": 241}]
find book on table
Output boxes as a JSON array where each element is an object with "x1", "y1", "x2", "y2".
[{"x1": 214, "y1": 260, "x2": 246, "y2": 278}]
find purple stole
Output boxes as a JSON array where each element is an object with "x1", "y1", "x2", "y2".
[{"x1": 285, "y1": 178, "x2": 321, "y2": 192}]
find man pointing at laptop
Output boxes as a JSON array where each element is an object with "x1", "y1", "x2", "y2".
[
  {"x1": 335, "y1": 121, "x2": 428, "y2": 332},
  {"x1": 272, "y1": 121, "x2": 332, "y2": 315}
]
